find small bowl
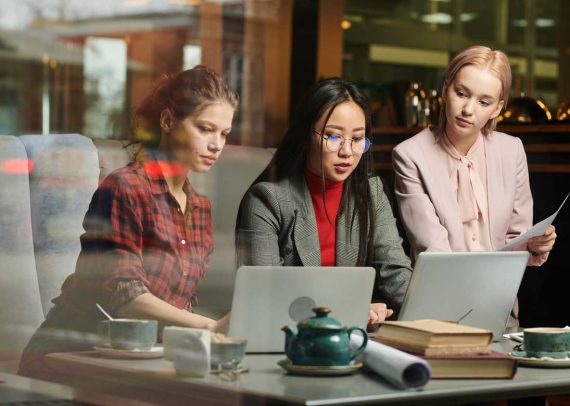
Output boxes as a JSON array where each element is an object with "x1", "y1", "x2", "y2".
[{"x1": 210, "y1": 338, "x2": 247, "y2": 367}]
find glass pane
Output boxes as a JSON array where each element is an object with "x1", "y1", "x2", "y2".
[
  {"x1": 84, "y1": 37, "x2": 127, "y2": 138},
  {"x1": 183, "y1": 44, "x2": 202, "y2": 70}
]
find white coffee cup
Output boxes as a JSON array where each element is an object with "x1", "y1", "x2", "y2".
[{"x1": 163, "y1": 327, "x2": 211, "y2": 377}]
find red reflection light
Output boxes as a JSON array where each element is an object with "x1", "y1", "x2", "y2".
[
  {"x1": 144, "y1": 160, "x2": 187, "y2": 177},
  {"x1": 3, "y1": 159, "x2": 34, "y2": 174}
]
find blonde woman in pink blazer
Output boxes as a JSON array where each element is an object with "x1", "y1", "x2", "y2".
[{"x1": 393, "y1": 46, "x2": 556, "y2": 268}]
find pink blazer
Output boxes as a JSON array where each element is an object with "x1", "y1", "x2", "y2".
[{"x1": 392, "y1": 128, "x2": 545, "y2": 266}]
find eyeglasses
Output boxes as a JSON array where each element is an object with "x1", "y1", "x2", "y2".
[{"x1": 313, "y1": 130, "x2": 371, "y2": 154}]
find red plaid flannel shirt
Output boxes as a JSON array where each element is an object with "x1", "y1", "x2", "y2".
[{"x1": 55, "y1": 158, "x2": 213, "y2": 317}]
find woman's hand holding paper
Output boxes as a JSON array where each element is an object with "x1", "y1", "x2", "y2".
[{"x1": 527, "y1": 225, "x2": 556, "y2": 256}]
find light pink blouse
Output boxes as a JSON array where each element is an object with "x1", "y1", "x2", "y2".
[{"x1": 441, "y1": 134, "x2": 493, "y2": 252}]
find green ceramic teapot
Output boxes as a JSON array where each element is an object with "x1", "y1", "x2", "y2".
[{"x1": 281, "y1": 307, "x2": 368, "y2": 366}]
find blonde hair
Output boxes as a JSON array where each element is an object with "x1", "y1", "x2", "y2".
[{"x1": 431, "y1": 45, "x2": 512, "y2": 138}]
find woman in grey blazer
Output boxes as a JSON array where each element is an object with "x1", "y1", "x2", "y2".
[{"x1": 236, "y1": 78, "x2": 412, "y2": 329}]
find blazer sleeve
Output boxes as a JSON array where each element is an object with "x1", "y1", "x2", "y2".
[
  {"x1": 368, "y1": 177, "x2": 412, "y2": 312},
  {"x1": 392, "y1": 144, "x2": 452, "y2": 257},
  {"x1": 507, "y1": 138, "x2": 548, "y2": 266},
  {"x1": 236, "y1": 182, "x2": 284, "y2": 266}
]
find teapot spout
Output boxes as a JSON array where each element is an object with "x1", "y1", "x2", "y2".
[{"x1": 281, "y1": 325, "x2": 297, "y2": 359}]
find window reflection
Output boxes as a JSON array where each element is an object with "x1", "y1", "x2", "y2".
[
  {"x1": 183, "y1": 44, "x2": 201, "y2": 70},
  {"x1": 84, "y1": 37, "x2": 127, "y2": 138}
]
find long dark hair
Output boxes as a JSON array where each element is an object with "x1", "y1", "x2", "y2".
[{"x1": 243, "y1": 77, "x2": 375, "y2": 265}]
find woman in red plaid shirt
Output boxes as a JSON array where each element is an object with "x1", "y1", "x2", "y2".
[{"x1": 20, "y1": 66, "x2": 238, "y2": 378}]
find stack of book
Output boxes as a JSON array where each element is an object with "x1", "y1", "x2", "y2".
[{"x1": 375, "y1": 320, "x2": 517, "y2": 379}]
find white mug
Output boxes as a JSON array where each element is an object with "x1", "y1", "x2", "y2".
[{"x1": 163, "y1": 327, "x2": 211, "y2": 377}]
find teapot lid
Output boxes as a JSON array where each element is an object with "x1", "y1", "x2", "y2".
[{"x1": 298, "y1": 307, "x2": 344, "y2": 330}]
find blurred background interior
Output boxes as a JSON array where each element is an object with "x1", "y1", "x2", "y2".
[{"x1": 0, "y1": 0, "x2": 568, "y2": 327}]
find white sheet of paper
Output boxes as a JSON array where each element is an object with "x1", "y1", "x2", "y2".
[
  {"x1": 498, "y1": 192, "x2": 569, "y2": 252},
  {"x1": 350, "y1": 335, "x2": 431, "y2": 389}
]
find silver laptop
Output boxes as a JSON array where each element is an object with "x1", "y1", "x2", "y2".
[
  {"x1": 228, "y1": 266, "x2": 375, "y2": 352},
  {"x1": 398, "y1": 251, "x2": 530, "y2": 340}
]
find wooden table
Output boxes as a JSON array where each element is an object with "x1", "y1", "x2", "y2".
[{"x1": 44, "y1": 341, "x2": 570, "y2": 406}]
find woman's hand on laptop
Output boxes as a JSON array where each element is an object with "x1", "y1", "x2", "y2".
[
  {"x1": 367, "y1": 303, "x2": 393, "y2": 331},
  {"x1": 211, "y1": 312, "x2": 231, "y2": 334}
]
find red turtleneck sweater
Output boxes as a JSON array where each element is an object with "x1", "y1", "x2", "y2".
[{"x1": 304, "y1": 170, "x2": 344, "y2": 266}]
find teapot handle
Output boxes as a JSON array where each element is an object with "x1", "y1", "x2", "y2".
[{"x1": 347, "y1": 327, "x2": 368, "y2": 360}]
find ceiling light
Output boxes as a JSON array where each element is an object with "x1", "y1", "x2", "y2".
[
  {"x1": 420, "y1": 12, "x2": 478, "y2": 24},
  {"x1": 421, "y1": 13, "x2": 452, "y2": 24},
  {"x1": 460, "y1": 13, "x2": 477, "y2": 22},
  {"x1": 536, "y1": 18, "x2": 555, "y2": 27},
  {"x1": 512, "y1": 18, "x2": 555, "y2": 28}
]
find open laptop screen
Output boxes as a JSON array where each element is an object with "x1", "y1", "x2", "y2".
[
  {"x1": 398, "y1": 251, "x2": 529, "y2": 339},
  {"x1": 228, "y1": 266, "x2": 375, "y2": 352}
]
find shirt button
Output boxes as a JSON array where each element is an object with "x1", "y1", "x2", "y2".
[
  {"x1": 181, "y1": 239, "x2": 187, "y2": 245},
  {"x1": 472, "y1": 235, "x2": 477, "y2": 241}
]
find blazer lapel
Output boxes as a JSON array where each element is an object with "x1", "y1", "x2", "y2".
[
  {"x1": 335, "y1": 192, "x2": 360, "y2": 266},
  {"x1": 483, "y1": 134, "x2": 503, "y2": 250},
  {"x1": 336, "y1": 200, "x2": 359, "y2": 266},
  {"x1": 427, "y1": 137, "x2": 464, "y2": 250},
  {"x1": 290, "y1": 174, "x2": 321, "y2": 266}
]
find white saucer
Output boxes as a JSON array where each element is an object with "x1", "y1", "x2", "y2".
[
  {"x1": 93, "y1": 345, "x2": 164, "y2": 359},
  {"x1": 509, "y1": 351, "x2": 570, "y2": 368},
  {"x1": 278, "y1": 359, "x2": 362, "y2": 376}
]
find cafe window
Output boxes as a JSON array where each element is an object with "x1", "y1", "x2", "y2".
[
  {"x1": 183, "y1": 44, "x2": 202, "y2": 70},
  {"x1": 84, "y1": 37, "x2": 127, "y2": 138},
  {"x1": 0, "y1": 1, "x2": 297, "y2": 147}
]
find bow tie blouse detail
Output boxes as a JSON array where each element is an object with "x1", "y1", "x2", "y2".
[{"x1": 441, "y1": 134, "x2": 492, "y2": 251}]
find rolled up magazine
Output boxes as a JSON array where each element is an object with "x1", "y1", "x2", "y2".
[{"x1": 351, "y1": 334, "x2": 431, "y2": 389}]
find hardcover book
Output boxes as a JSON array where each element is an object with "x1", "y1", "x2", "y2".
[
  {"x1": 374, "y1": 319, "x2": 493, "y2": 355},
  {"x1": 422, "y1": 350, "x2": 517, "y2": 379}
]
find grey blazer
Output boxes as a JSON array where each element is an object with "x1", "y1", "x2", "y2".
[{"x1": 236, "y1": 173, "x2": 412, "y2": 310}]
